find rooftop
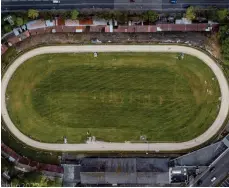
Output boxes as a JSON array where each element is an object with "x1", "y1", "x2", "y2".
[
  {"x1": 65, "y1": 19, "x2": 79, "y2": 26},
  {"x1": 171, "y1": 141, "x2": 228, "y2": 166},
  {"x1": 79, "y1": 158, "x2": 169, "y2": 185},
  {"x1": 1, "y1": 44, "x2": 8, "y2": 55},
  {"x1": 223, "y1": 134, "x2": 229, "y2": 148},
  {"x1": 170, "y1": 167, "x2": 188, "y2": 183}
]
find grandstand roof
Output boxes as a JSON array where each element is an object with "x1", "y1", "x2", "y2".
[{"x1": 79, "y1": 158, "x2": 169, "y2": 185}]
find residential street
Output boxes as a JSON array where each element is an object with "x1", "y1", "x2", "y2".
[
  {"x1": 1, "y1": 45, "x2": 229, "y2": 152},
  {"x1": 1, "y1": 0, "x2": 229, "y2": 11}
]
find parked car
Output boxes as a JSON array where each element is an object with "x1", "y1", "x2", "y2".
[
  {"x1": 170, "y1": 0, "x2": 177, "y2": 4},
  {"x1": 53, "y1": 0, "x2": 60, "y2": 3},
  {"x1": 210, "y1": 167, "x2": 216, "y2": 172},
  {"x1": 211, "y1": 177, "x2": 217, "y2": 182}
]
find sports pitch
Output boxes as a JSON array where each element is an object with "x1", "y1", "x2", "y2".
[{"x1": 6, "y1": 52, "x2": 220, "y2": 143}]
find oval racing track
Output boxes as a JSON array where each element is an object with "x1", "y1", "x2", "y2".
[{"x1": 2, "y1": 45, "x2": 229, "y2": 152}]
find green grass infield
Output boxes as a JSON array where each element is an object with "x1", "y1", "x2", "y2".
[{"x1": 6, "y1": 52, "x2": 220, "y2": 143}]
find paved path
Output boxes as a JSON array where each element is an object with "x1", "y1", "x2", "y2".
[{"x1": 2, "y1": 45, "x2": 229, "y2": 152}]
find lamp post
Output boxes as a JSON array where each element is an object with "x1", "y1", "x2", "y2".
[{"x1": 146, "y1": 140, "x2": 149, "y2": 155}]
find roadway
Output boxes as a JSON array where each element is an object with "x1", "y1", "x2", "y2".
[
  {"x1": 161, "y1": 0, "x2": 229, "y2": 11},
  {"x1": 1, "y1": 45, "x2": 229, "y2": 152},
  {"x1": 191, "y1": 148, "x2": 229, "y2": 187},
  {"x1": 1, "y1": 0, "x2": 229, "y2": 12}
]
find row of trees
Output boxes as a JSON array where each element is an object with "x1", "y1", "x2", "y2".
[
  {"x1": 28, "y1": 9, "x2": 79, "y2": 20},
  {"x1": 11, "y1": 172, "x2": 61, "y2": 187},
  {"x1": 185, "y1": 6, "x2": 229, "y2": 22},
  {"x1": 219, "y1": 25, "x2": 229, "y2": 60},
  {"x1": 1, "y1": 158, "x2": 61, "y2": 187},
  {"x1": 29, "y1": 9, "x2": 158, "y2": 23}
]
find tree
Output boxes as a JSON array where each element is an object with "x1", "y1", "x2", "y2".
[
  {"x1": 217, "y1": 9, "x2": 229, "y2": 22},
  {"x1": 102, "y1": 11, "x2": 113, "y2": 20},
  {"x1": 222, "y1": 37, "x2": 229, "y2": 60},
  {"x1": 206, "y1": 7, "x2": 218, "y2": 21},
  {"x1": 23, "y1": 17, "x2": 28, "y2": 24},
  {"x1": 1, "y1": 158, "x2": 14, "y2": 173},
  {"x1": 11, "y1": 172, "x2": 51, "y2": 187},
  {"x1": 78, "y1": 8, "x2": 93, "y2": 19},
  {"x1": 28, "y1": 9, "x2": 39, "y2": 19},
  {"x1": 59, "y1": 10, "x2": 71, "y2": 19},
  {"x1": 112, "y1": 10, "x2": 122, "y2": 20},
  {"x1": 4, "y1": 24, "x2": 12, "y2": 33},
  {"x1": 16, "y1": 17, "x2": 24, "y2": 26},
  {"x1": 94, "y1": 10, "x2": 113, "y2": 20},
  {"x1": 142, "y1": 10, "x2": 158, "y2": 23},
  {"x1": 115, "y1": 11, "x2": 128, "y2": 24},
  {"x1": 186, "y1": 6, "x2": 196, "y2": 21},
  {"x1": 47, "y1": 177, "x2": 62, "y2": 187},
  {"x1": 11, "y1": 15, "x2": 17, "y2": 23},
  {"x1": 39, "y1": 11, "x2": 52, "y2": 20},
  {"x1": 147, "y1": 10, "x2": 158, "y2": 23},
  {"x1": 71, "y1": 9, "x2": 79, "y2": 20},
  {"x1": 218, "y1": 25, "x2": 229, "y2": 60},
  {"x1": 219, "y1": 25, "x2": 229, "y2": 41},
  {"x1": 11, "y1": 178, "x2": 20, "y2": 187}
]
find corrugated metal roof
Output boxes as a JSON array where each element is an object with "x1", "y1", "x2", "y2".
[
  {"x1": 90, "y1": 26, "x2": 106, "y2": 32},
  {"x1": 13, "y1": 28, "x2": 20, "y2": 36},
  {"x1": 80, "y1": 172, "x2": 106, "y2": 184},
  {"x1": 1, "y1": 143, "x2": 64, "y2": 175},
  {"x1": 80, "y1": 158, "x2": 137, "y2": 173},
  {"x1": 29, "y1": 28, "x2": 46, "y2": 35},
  {"x1": 7, "y1": 36, "x2": 20, "y2": 45},
  {"x1": 105, "y1": 172, "x2": 137, "y2": 184},
  {"x1": 79, "y1": 158, "x2": 169, "y2": 184},
  {"x1": 1, "y1": 44, "x2": 8, "y2": 55},
  {"x1": 137, "y1": 172, "x2": 169, "y2": 184},
  {"x1": 93, "y1": 18, "x2": 108, "y2": 26},
  {"x1": 136, "y1": 158, "x2": 169, "y2": 172},
  {"x1": 79, "y1": 19, "x2": 93, "y2": 25},
  {"x1": 65, "y1": 19, "x2": 79, "y2": 26},
  {"x1": 26, "y1": 20, "x2": 46, "y2": 30},
  {"x1": 62, "y1": 26, "x2": 76, "y2": 33},
  {"x1": 45, "y1": 20, "x2": 55, "y2": 27}
]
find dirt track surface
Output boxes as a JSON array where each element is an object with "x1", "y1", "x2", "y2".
[{"x1": 2, "y1": 45, "x2": 229, "y2": 152}]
